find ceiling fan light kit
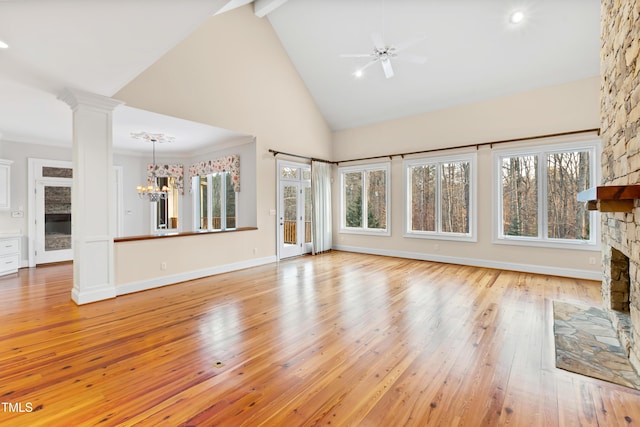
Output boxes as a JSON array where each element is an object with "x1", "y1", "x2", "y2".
[
  {"x1": 509, "y1": 10, "x2": 525, "y2": 24},
  {"x1": 341, "y1": 32, "x2": 427, "y2": 79}
]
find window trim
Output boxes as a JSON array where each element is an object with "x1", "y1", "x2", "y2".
[
  {"x1": 492, "y1": 139, "x2": 601, "y2": 250},
  {"x1": 403, "y1": 152, "x2": 477, "y2": 242},
  {"x1": 192, "y1": 171, "x2": 238, "y2": 232},
  {"x1": 339, "y1": 162, "x2": 391, "y2": 236},
  {"x1": 151, "y1": 176, "x2": 182, "y2": 233}
]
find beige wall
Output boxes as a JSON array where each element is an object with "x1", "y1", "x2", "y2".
[
  {"x1": 113, "y1": 4, "x2": 600, "y2": 285},
  {"x1": 114, "y1": 5, "x2": 331, "y2": 287},
  {"x1": 332, "y1": 76, "x2": 602, "y2": 278}
]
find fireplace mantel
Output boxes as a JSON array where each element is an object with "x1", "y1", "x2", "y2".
[{"x1": 577, "y1": 185, "x2": 640, "y2": 212}]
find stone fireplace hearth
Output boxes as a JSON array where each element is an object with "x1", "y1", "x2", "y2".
[{"x1": 600, "y1": 0, "x2": 640, "y2": 373}]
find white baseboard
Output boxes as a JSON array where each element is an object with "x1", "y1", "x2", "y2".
[
  {"x1": 117, "y1": 255, "x2": 277, "y2": 296},
  {"x1": 332, "y1": 245, "x2": 602, "y2": 281}
]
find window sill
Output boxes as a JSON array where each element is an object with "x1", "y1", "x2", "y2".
[
  {"x1": 114, "y1": 227, "x2": 257, "y2": 243},
  {"x1": 339, "y1": 228, "x2": 390, "y2": 237},
  {"x1": 492, "y1": 237, "x2": 600, "y2": 251},
  {"x1": 404, "y1": 232, "x2": 476, "y2": 242}
]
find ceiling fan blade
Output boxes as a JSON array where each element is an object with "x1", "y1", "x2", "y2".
[
  {"x1": 371, "y1": 32, "x2": 385, "y2": 50},
  {"x1": 357, "y1": 58, "x2": 379, "y2": 74},
  {"x1": 340, "y1": 53, "x2": 373, "y2": 58},
  {"x1": 394, "y1": 34, "x2": 427, "y2": 52},
  {"x1": 396, "y1": 53, "x2": 427, "y2": 64},
  {"x1": 381, "y1": 59, "x2": 394, "y2": 79}
]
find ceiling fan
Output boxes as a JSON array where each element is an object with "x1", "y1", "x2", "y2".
[{"x1": 340, "y1": 32, "x2": 427, "y2": 79}]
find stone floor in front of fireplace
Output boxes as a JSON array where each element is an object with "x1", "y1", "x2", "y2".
[{"x1": 553, "y1": 300, "x2": 640, "y2": 390}]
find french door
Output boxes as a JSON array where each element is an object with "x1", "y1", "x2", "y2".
[
  {"x1": 35, "y1": 180, "x2": 73, "y2": 264},
  {"x1": 278, "y1": 161, "x2": 312, "y2": 259}
]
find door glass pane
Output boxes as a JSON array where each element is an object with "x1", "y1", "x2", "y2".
[
  {"x1": 44, "y1": 186, "x2": 71, "y2": 251},
  {"x1": 42, "y1": 167, "x2": 72, "y2": 178},
  {"x1": 304, "y1": 185, "x2": 312, "y2": 243},
  {"x1": 302, "y1": 168, "x2": 311, "y2": 180},
  {"x1": 281, "y1": 167, "x2": 298, "y2": 180},
  {"x1": 283, "y1": 185, "x2": 298, "y2": 244}
]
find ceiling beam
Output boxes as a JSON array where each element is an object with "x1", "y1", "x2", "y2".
[
  {"x1": 254, "y1": 0, "x2": 289, "y2": 17},
  {"x1": 215, "y1": 0, "x2": 255, "y2": 16}
]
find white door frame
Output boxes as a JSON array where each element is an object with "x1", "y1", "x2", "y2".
[
  {"x1": 277, "y1": 160, "x2": 312, "y2": 260},
  {"x1": 28, "y1": 159, "x2": 73, "y2": 267},
  {"x1": 28, "y1": 159, "x2": 124, "y2": 265},
  {"x1": 35, "y1": 179, "x2": 73, "y2": 264}
]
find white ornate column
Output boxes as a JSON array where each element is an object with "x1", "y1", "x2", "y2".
[{"x1": 58, "y1": 88, "x2": 123, "y2": 305}]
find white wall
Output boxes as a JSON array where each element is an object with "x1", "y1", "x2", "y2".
[
  {"x1": 113, "y1": 152, "x2": 148, "y2": 237},
  {"x1": 0, "y1": 139, "x2": 72, "y2": 264},
  {"x1": 331, "y1": 77, "x2": 602, "y2": 279}
]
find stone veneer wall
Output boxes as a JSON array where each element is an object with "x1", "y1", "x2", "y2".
[{"x1": 600, "y1": 0, "x2": 640, "y2": 371}]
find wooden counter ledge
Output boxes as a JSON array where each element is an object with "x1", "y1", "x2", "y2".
[{"x1": 114, "y1": 227, "x2": 258, "y2": 243}]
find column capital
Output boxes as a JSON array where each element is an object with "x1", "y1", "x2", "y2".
[{"x1": 58, "y1": 88, "x2": 124, "y2": 112}]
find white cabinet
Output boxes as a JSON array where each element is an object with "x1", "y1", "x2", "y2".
[
  {"x1": 0, "y1": 159, "x2": 12, "y2": 210},
  {"x1": 0, "y1": 236, "x2": 20, "y2": 276}
]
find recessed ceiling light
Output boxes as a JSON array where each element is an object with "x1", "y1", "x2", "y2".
[
  {"x1": 353, "y1": 69, "x2": 363, "y2": 78},
  {"x1": 509, "y1": 11, "x2": 525, "y2": 24},
  {"x1": 0, "y1": 40, "x2": 8, "y2": 49}
]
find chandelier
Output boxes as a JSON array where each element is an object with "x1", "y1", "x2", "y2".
[{"x1": 131, "y1": 131, "x2": 175, "y2": 202}]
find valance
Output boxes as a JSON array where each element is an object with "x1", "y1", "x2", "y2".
[
  {"x1": 147, "y1": 164, "x2": 185, "y2": 195},
  {"x1": 188, "y1": 155, "x2": 240, "y2": 192}
]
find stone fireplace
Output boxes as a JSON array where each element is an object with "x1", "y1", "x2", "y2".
[{"x1": 600, "y1": 0, "x2": 640, "y2": 372}]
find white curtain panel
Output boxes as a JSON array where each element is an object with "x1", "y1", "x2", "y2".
[{"x1": 311, "y1": 160, "x2": 332, "y2": 254}]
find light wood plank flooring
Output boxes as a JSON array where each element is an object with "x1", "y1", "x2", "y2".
[{"x1": 0, "y1": 251, "x2": 639, "y2": 426}]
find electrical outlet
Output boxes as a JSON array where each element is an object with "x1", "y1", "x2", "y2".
[
  {"x1": 161, "y1": 262, "x2": 167, "y2": 270},
  {"x1": 253, "y1": 248, "x2": 258, "y2": 255},
  {"x1": 588, "y1": 257, "x2": 596, "y2": 265}
]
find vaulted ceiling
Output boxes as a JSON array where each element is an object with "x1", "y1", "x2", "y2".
[{"x1": 0, "y1": 0, "x2": 600, "y2": 153}]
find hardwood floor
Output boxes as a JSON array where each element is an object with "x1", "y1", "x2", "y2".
[{"x1": 0, "y1": 251, "x2": 639, "y2": 426}]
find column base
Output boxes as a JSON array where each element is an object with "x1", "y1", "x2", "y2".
[{"x1": 71, "y1": 284, "x2": 117, "y2": 305}]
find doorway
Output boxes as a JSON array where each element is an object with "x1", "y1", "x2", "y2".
[
  {"x1": 28, "y1": 159, "x2": 74, "y2": 266},
  {"x1": 28, "y1": 158, "x2": 124, "y2": 266},
  {"x1": 277, "y1": 161, "x2": 312, "y2": 259},
  {"x1": 35, "y1": 179, "x2": 73, "y2": 264}
]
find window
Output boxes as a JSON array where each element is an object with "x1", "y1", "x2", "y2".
[
  {"x1": 339, "y1": 163, "x2": 390, "y2": 235},
  {"x1": 154, "y1": 176, "x2": 180, "y2": 231},
  {"x1": 193, "y1": 172, "x2": 237, "y2": 231},
  {"x1": 404, "y1": 154, "x2": 476, "y2": 240},
  {"x1": 495, "y1": 140, "x2": 600, "y2": 247}
]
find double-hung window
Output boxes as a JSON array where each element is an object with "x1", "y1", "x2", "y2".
[
  {"x1": 404, "y1": 153, "x2": 476, "y2": 241},
  {"x1": 193, "y1": 172, "x2": 237, "y2": 231},
  {"x1": 494, "y1": 140, "x2": 600, "y2": 247},
  {"x1": 339, "y1": 162, "x2": 390, "y2": 235}
]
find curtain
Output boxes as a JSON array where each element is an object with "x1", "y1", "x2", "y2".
[
  {"x1": 188, "y1": 155, "x2": 240, "y2": 192},
  {"x1": 311, "y1": 160, "x2": 332, "y2": 254},
  {"x1": 147, "y1": 164, "x2": 184, "y2": 194}
]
